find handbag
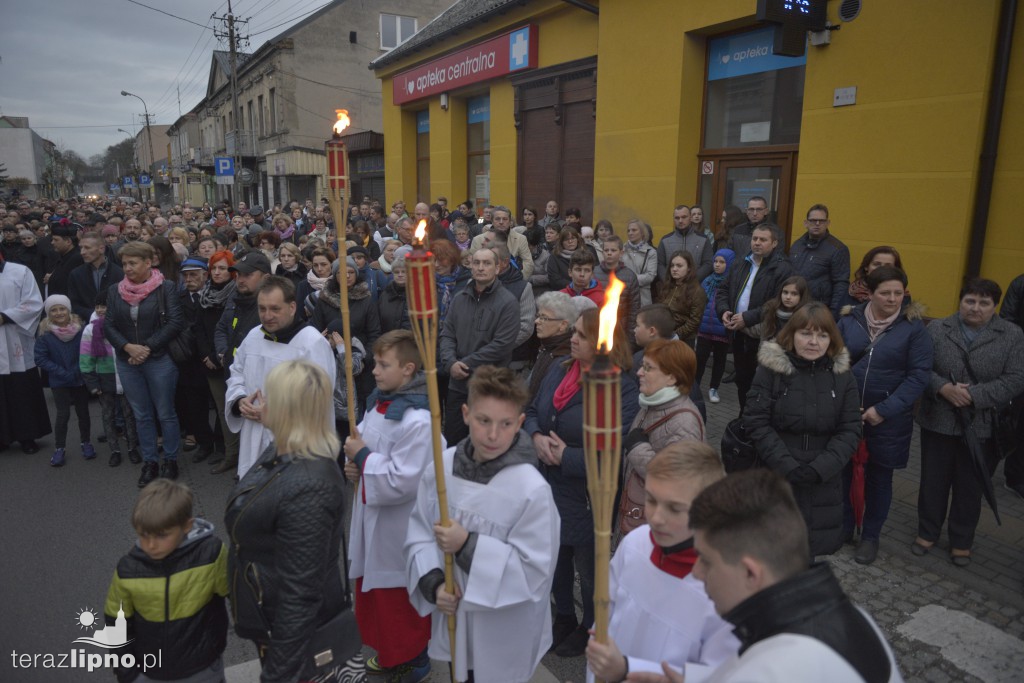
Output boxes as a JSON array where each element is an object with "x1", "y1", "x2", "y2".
[
  {"x1": 156, "y1": 285, "x2": 196, "y2": 364},
  {"x1": 720, "y1": 373, "x2": 782, "y2": 473},
  {"x1": 961, "y1": 352, "x2": 1019, "y2": 461},
  {"x1": 618, "y1": 406, "x2": 703, "y2": 536}
]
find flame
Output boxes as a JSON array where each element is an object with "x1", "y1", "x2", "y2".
[
  {"x1": 414, "y1": 219, "x2": 427, "y2": 243},
  {"x1": 333, "y1": 109, "x2": 351, "y2": 135},
  {"x1": 598, "y1": 271, "x2": 625, "y2": 353}
]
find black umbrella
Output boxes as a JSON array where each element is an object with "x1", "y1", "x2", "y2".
[{"x1": 954, "y1": 402, "x2": 1002, "y2": 526}]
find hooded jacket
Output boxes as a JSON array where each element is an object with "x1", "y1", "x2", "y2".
[
  {"x1": 744, "y1": 342, "x2": 861, "y2": 556},
  {"x1": 105, "y1": 518, "x2": 228, "y2": 683},
  {"x1": 837, "y1": 302, "x2": 932, "y2": 468},
  {"x1": 34, "y1": 318, "x2": 85, "y2": 388}
]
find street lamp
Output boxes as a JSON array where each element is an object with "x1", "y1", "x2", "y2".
[{"x1": 121, "y1": 90, "x2": 156, "y2": 201}]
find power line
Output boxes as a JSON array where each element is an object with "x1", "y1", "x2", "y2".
[
  {"x1": 246, "y1": 0, "x2": 320, "y2": 32},
  {"x1": 124, "y1": 0, "x2": 212, "y2": 30},
  {"x1": 149, "y1": 20, "x2": 219, "y2": 113},
  {"x1": 250, "y1": 1, "x2": 332, "y2": 37},
  {"x1": 273, "y1": 68, "x2": 381, "y2": 97}
]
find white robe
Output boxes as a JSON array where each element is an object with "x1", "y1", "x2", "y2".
[
  {"x1": 405, "y1": 447, "x2": 560, "y2": 683},
  {"x1": 0, "y1": 262, "x2": 43, "y2": 374},
  {"x1": 586, "y1": 525, "x2": 739, "y2": 683},
  {"x1": 225, "y1": 324, "x2": 336, "y2": 477},
  {"x1": 348, "y1": 402, "x2": 437, "y2": 591}
]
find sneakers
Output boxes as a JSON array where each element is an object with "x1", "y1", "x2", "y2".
[
  {"x1": 138, "y1": 462, "x2": 159, "y2": 488},
  {"x1": 384, "y1": 661, "x2": 431, "y2": 683},
  {"x1": 160, "y1": 460, "x2": 179, "y2": 480},
  {"x1": 554, "y1": 625, "x2": 590, "y2": 658},
  {"x1": 81, "y1": 442, "x2": 97, "y2": 460},
  {"x1": 709, "y1": 388, "x2": 720, "y2": 403},
  {"x1": 365, "y1": 655, "x2": 385, "y2": 674},
  {"x1": 50, "y1": 448, "x2": 66, "y2": 467},
  {"x1": 127, "y1": 447, "x2": 142, "y2": 464},
  {"x1": 109, "y1": 451, "x2": 123, "y2": 468}
]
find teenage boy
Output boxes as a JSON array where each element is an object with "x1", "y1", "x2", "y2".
[
  {"x1": 561, "y1": 248, "x2": 605, "y2": 306},
  {"x1": 586, "y1": 442, "x2": 739, "y2": 682},
  {"x1": 634, "y1": 304, "x2": 706, "y2": 421},
  {"x1": 343, "y1": 330, "x2": 436, "y2": 682},
  {"x1": 105, "y1": 480, "x2": 228, "y2": 683},
  {"x1": 405, "y1": 366, "x2": 560, "y2": 683},
  {"x1": 594, "y1": 235, "x2": 641, "y2": 347}
]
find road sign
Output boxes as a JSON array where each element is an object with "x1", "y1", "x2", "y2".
[
  {"x1": 238, "y1": 168, "x2": 254, "y2": 184},
  {"x1": 139, "y1": 174, "x2": 152, "y2": 188},
  {"x1": 214, "y1": 157, "x2": 235, "y2": 176},
  {"x1": 123, "y1": 176, "x2": 135, "y2": 188},
  {"x1": 109, "y1": 184, "x2": 119, "y2": 192},
  {"x1": 702, "y1": 161, "x2": 714, "y2": 175}
]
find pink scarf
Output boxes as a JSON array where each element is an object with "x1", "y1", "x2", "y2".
[
  {"x1": 118, "y1": 269, "x2": 165, "y2": 306},
  {"x1": 50, "y1": 321, "x2": 82, "y2": 343},
  {"x1": 553, "y1": 360, "x2": 583, "y2": 411},
  {"x1": 865, "y1": 302, "x2": 901, "y2": 342}
]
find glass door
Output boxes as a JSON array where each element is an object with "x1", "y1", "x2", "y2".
[{"x1": 697, "y1": 152, "x2": 797, "y2": 244}]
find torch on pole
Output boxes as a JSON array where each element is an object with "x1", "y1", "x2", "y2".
[
  {"x1": 583, "y1": 272, "x2": 625, "y2": 683},
  {"x1": 325, "y1": 110, "x2": 358, "y2": 433},
  {"x1": 405, "y1": 221, "x2": 459, "y2": 683}
]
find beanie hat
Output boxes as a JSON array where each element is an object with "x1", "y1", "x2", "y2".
[
  {"x1": 44, "y1": 294, "x2": 72, "y2": 316},
  {"x1": 101, "y1": 225, "x2": 120, "y2": 238}
]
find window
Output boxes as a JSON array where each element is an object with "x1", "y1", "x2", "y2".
[
  {"x1": 416, "y1": 110, "x2": 430, "y2": 203},
  {"x1": 380, "y1": 13, "x2": 417, "y2": 50},
  {"x1": 247, "y1": 100, "x2": 255, "y2": 133},
  {"x1": 467, "y1": 96, "x2": 490, "y2": 209},
  {"x1": 258, "y1": 95, "x2": 265, "y2": 137},
  {"x1": 269, "y1": 88, "x2": 278, "y2": 132}
]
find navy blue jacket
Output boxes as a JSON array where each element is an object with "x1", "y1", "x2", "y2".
[
  {"x1": 68, "y1": 260, "x2": 124, "y2": 322},
  {"x1": 789, "y1": 232, "x2": 851, "y2": 317},
  {"x1": 35, "y1": 326, "x2": 85, "y2": 388},
  {"x1": 837, "y1": 302, "x2": 933, "y2": 468},
  {"x1": 524, "y1": 360, "x2": 639, "y2": 545}
]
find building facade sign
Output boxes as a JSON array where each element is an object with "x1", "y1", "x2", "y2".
[
  {"x1": 392, "y1": 25, "x2": 538, "y2": 104},
  {"x1": 707, "y1": 26, "x2": 805, "y2": 81}
]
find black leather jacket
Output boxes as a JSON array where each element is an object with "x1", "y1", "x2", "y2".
[
  {"x1": 724, "y1": 563, "x2": 894, "y2": 682},
  {"x1": 105, "y1": 280, "x2": 185, "y2": 361},
  {"x1": 225, "y1": 446, "x2": 347, "y2": 683}
]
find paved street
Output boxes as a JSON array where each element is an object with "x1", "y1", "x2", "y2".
[{"x1": 2, "y1": 371, "x2": 1023, "y2": 682}]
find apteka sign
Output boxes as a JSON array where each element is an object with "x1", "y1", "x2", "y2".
[{"x1": 393, "y1": 25, "x2": 538, "y2": 105}]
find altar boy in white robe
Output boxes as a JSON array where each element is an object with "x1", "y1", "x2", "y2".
[
  {"x1": 586, "y1": 441, "x2": 740, "y2": 683},
  {"x1": 226, "y1": 276, "x2": 335, "y2": 477},
  {"x1": 405, "y1": 366, "x2": 559, "y2": 683}
]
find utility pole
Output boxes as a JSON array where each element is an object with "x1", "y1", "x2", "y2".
[{"x1": 214, "y1": 1, "x2": 248, "y2": 210}]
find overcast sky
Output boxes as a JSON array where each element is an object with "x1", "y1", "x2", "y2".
[{"x1": 0, "y1": 0, "x2": 336, "y2": 161}]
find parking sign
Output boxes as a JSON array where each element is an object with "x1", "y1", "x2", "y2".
[{"x1": 214, "y1": 157, "x2": 234, "y2": 176}]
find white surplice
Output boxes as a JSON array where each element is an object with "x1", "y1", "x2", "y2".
[
  {"x1": 405, "y1": 447, "x2": 560, "y2": 683},
  {"x1": 0, "y1": 262, "x2": 43, "y2": 374},
  {"x1": 225, "y1": 324, "x2": 335, "y2": 476}
]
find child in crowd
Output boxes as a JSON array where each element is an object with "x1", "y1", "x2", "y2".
[
  {"x1": 105, "y1": 479, "x2": 228, "y2": 683},
  {"x1": 561, "y1": 249, "x2": 605, "y2": 306},
  {"x1": 80, "y1": 289, "x2": 140, "y2": 467},
  {"x1": 749, "y1": 275, "x2": 811, "y2": 341},
  {"x1": 585, "y1": 442, "x2": 739, "y2": 682},
  {"x1": 343, "y1": 330, "x2": 434, "y2": 681},
  {"x1": 406, "y1": 366, "x2": 560, "y2": 683},
  {"x1": 695, "y1": 249, "x2": 735, "y2": 403},
  {"x1": 633, "y1": 303, "x2": 706, "y2": 422},
  {"x1": 34, "y1": 294, "x2": 92, "y2": 467}
]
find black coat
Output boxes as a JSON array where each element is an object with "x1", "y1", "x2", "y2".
[
  {"x1": 837, "y1": 302, "x2": 932, "y2": 468},
  {"x1": 225, "y1": 447, "x2": 347, "y2": 683},
  {"x1": 105, "y1": 280, "x2": 185, "y2": 361},
  {"x1": 744, "y1": 341, "x2": 861, "y2": 556},
  {"x1": 789, "y1": 231, "x2": 851, "y2": 316},
  {"x1": 715, "y1": 248, "x2": 795, "y2": 328},
  {"x1": 378, "y1": 281, "x2": 411, "y2": 333},
  {"x1": 46, "y1": 246, "x2": 84, "y2": 297},
  {"x1": 275, "y1": 262, "x2": 308, "y2": 289},
  {"x1": 177, "y1": 289, "x2": 209, "y2": 386},
  {"x1": 67, "y1": 260, "x2": 124, "y2": 321}
]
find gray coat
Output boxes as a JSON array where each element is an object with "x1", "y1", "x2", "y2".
[
  {"x1": 657, "y1": 227, "x2": 713, "y2": 282},
  {"x1": 916, "y1": 314, "x2": 1024, "y2": 438},
  {"x1": 439, "y1": 279, "x2": 520, "y2": 393}
]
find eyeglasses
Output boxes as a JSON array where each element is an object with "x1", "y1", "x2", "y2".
[
  {"x1": 806, "y1": 218, "x2": 829, "y2": 225},
  {"x1": 535, "y1": 315, "x2": 562, "y2": 323}
]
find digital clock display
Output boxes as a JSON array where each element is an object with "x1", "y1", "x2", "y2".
[{"x1": 757, "y1": 0, "x2": 827, "y2": 27}]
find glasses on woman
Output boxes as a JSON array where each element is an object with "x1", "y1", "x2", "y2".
[{"x1": 535, "y1": 315, "x2": 562, "y2": 324}]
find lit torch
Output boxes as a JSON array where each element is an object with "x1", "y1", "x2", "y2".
[
  {"x1": 324, "y1": 112, "x2": 356, "y2": 431},
  {"x1": 584, "y1": 271, "x2": 625, "y2": 683},
  {"x1": 405, "y1": 219, "x2": 458, "y2": 683}
]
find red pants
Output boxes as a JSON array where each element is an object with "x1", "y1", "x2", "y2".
[{"x1": 354, "y1": 578, "x2": 431, "y2": 668}]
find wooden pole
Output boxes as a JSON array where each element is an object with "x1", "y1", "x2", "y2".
[{"x1": 406, "y1": 236, "x2": 458, "y2": 683}]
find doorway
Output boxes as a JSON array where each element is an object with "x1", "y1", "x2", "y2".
[{"x1": 697, "y1": 151, "x2": 798, "y2": 244}]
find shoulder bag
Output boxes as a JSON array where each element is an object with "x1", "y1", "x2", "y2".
[
  {"x1": 157, "y1": 284, "x2": 196, "y2": 364},
  {"x1": 961, "y1": 352, "x2": 1018, "y2": 461},
  {"x1": 720, "y1": 373, "x2": 783, "y2": 473},
  {"x1": 618, "y1": 406, "x2": 704, "y2": 536}
]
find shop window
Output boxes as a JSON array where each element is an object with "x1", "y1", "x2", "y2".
[
  {"x1": 416, "y1": 110, "x2": 430, "y2": 203},
  {"x1": 467, "y1": 96, "x2": 490, "y2": 211},
  {"x1": 703, "y1": 26, "x2": 806, "y2": 149},
  {"x1": 380, "y1": 14, "x2": 417, "y2": 50}
]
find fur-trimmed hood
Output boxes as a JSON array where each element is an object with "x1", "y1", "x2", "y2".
[
  {"x1": 757, "y1": 340, "x2": 851, "y2": 375},
  {"x1": 840, "y1": 300, "x2": 925, "y2": 322}
]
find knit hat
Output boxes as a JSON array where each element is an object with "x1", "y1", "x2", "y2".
[
  {"x1": 347, "y1": 245, "x2": 369, "y2": 258},
  {"x1": 43, "y1": 294, "x2": 72, "y2": 316},
  {"x1": 101, "y1": 225, "x2": 120, "y2": 238}
]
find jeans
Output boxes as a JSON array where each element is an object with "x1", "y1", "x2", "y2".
[
  {"x1": 842, "y1": 459, "x2": 894, "y2": 540},
  {"x1": 552, "y1": 542, "x2": 595, "y2": 627},
  {"x1": 695, "y1": 337, "x2": 730, "y2": 389},
  {"x1": 117, "y1": 354, "x2": 180, "y2": 463},
  {"x1": 51, "y1": 386, "x2": 91, "y2": 448}
]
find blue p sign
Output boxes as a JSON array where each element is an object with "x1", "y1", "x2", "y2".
[{"x1": 215, "y1": 157, "x2": 234, "y2": 176}]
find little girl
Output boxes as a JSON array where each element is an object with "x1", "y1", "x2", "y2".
[
  {"x1": 696, "y1": 249, "x2": 735, "y2": 403},
  {"x1": 34, "y1": 295, "x2": 93, "y2": 467},
  {"x1": 751, "y1": 275, "x2": 811, "y2": 341}
]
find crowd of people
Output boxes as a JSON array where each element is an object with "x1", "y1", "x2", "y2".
[{"x1": 2, "y1": 193, "x2": 1023, "y2": 683}]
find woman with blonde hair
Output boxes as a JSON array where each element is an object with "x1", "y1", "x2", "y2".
[
  {"x1": 274, "y1": 241, "x2": 307, "y2": 287},
  {"x1": 226, "y1": 359, "x2": 361, "y2": 681}
]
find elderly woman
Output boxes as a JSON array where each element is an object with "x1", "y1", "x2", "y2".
[
  {"x1": 913, "y1": 279, "x2": 1024, "y2": 566},
  {"x1": 837, "y1": 266, "x2": 932, "y2": 564},
  {"x1": 378, "y1": 254, "x2": 411, "y2": 333},
  {"x1": 528, "y1": 291, "x2": 577, "y2": 400},
  {"x1": 745, "y1": 302, "x2": 861, "y2": 558},
  {"x1": 226, "y1": 360, "x2": 360, "y2": 681},
  {"x1": 524, "y1": 308, "x2": 639, "y2": 658},
  {"x1": 618, "y1": 339, "x2": 705, "y2": 536},
  {"x1": 105, "y1": 241, "x2": 184, "y2": 488}
]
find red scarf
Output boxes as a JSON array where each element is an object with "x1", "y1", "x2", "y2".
[
  {"x1": 553, "y1": 360, "x2": 582, "y2": 411},
  {"x1": 117, "y1": 269, "x2": 165, "y2": 306},
  {"x1": 649, "y1": 531, "x2": 698, "y2": 579}
]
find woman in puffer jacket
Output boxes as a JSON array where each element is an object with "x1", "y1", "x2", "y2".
[{"x1": 744, "y1": 302, "x2": 861, "y2": 558}]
